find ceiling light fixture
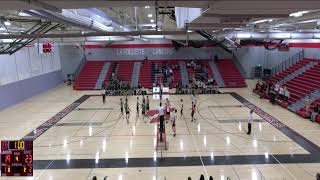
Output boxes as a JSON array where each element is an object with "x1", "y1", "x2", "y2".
[
  {"x1": 0, "y1": 27, "x2": 5, "y2": 31},
  {"x1": 297, "y1": 19, "x2": 319, "y2": 24},
  {"x1": 18, "y1": 12, "x2": 31, "y2": 17},
  {"x1": 148, "y1": 14, "x2": 153, "y2": 18},
  {"x1": 150, "y1": 19, "x2": 154, "y2": 23},
  {"x1": 252, "y1": 19, "x2": 271, "y2": 24},
  {"x1": 289, "y1": 11, "x2": 309, "y2": 17},
  {"x1": 145, "y1": 6, "x2": 150, "y2": 9},
  {"x1": 4, "y1": 21, "x2": 11, "y2": 26}
]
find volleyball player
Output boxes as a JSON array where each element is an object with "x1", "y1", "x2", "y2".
[
  {"x1": 165, "y1": 98, "x2": 170, "y2": 120},
  {"x1": 136, "y1": 97, "x2": 140, "y2": 117},
  {"x1": 124, "y1": 98, "x2": 130, "y2": 123},
  {"x1": 120, "y1": 98, "x2": 123, "y2": 115},
  {"x1": 180, "y1": 99, "x2": 184, "y2": 116},
  {"x1": 172, "y1": 109, "x2": 177, "y2": 137},
  {"x1": 146, "y1": 96, "x2": 150, "y2": 111},
  {"x1": 191, "y1": 101, "x2": 195, "y2": 122},
  {"x1": 141, "y1": 99, "x2": 146, "y2": 123}
]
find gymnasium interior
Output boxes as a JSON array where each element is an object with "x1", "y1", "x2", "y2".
[{"x1": 1, "y1": 0, "x2": 320, "y2": 180}]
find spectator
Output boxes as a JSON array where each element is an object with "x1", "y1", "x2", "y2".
[
  {"x1": 311, "y1": 104, "x2": 319, "y2": 122},
  {"x1": 92, "y1": 176, "x2": 97, "y2": 180},
  {"x1": 284, "y1": 86, "x2": 290, "y2": 102},
  {"x1": 200, "y1": 174, "x2": 205, "y2": 180},
  {"x1": 255, "y1": 80, "x2": 262, "y2": 92},
  {"x1": 270, "y1": 86, "x2": 276, "y2": 104},
  {"x1": 305, "y1": 95, "x2": 312, "y2": 117},
  {"x1": 279, "y1": 86, "x2": 284, "y2": 101},
  {"x1": 209, "y1": 176, "x2": 213, "y2": 180},
  {"x1": 316, "y1": 173, "x2": 320, "y2": 180},
  {"x1": 274, "y1": 83, "x2": 280, "y2": 99},
  {"x1": 188, "y1": 177, "x2": 192, "y2": 180}
]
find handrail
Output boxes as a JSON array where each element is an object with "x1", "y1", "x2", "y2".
[
  {"x1": 73, "y1": 57, "x2": 87, "y2": 80},
  {"x1": 271, "y1": 50, "x2": 304, "y2": 76}
]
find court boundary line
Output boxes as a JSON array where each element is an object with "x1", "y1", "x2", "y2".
[{"x1": 23, "y1": 93, "x2": 320, "y2": 169}]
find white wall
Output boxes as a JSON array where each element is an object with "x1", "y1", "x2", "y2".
[
  {"x1": 59, "y1": 45, "x2": 84, "y2": 80},
  {"x1": 233, "y1": 46, "x2": 306, "y2": 78},
  {"x1": 0, "y1": 43, "x2": 61, "y2": 86}
]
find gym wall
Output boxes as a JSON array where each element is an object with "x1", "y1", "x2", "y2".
[{"x1": 0, "y1": 43, "x2": 63, "y2": 110}]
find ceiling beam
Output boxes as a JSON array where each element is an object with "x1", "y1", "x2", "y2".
[
  {"x1": 21, "y1": 0, "x2": 61, "y2": 12},
  {"x1": 188, "y1": 23, "x2": 244, "y2": 29},
  {"x1": 0, "y1": 30, "x2": 189, "y2": 39},
  {"x1": 202, "y1": 13, "x2": 289, "y2": 18}
]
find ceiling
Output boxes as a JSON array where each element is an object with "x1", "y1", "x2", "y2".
[{"x1": 1, "y1": 0, "x2": 320, "y2": 42}]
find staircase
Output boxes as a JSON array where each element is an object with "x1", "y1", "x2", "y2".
[
  {"x1": 179, "y1": 61, "x2": 189, "y2": 87},
  {"x1": 117, "y1": 61, "x2": 134, "y2": 82},
  {"x1": 95, "y1": 62, "x2": 110, "y2": 89},
  {"x1": 139, "y1": 61, "x2": 152, "y2": 88},
  {"x1": 209, "y1": 60, "x2": 225, "y2": 87},
  {"x1": 74, "y1": 61, "x2": 105, "y2": 90},
  {"x1": 167, "y1": 61, "x2": 181, "y2": 88},
  {"x1": 289, "y1": 89, "x2": 320, "y2": 113},
  {"x1": 216, "y1": 59, "x2": 247, "y2": 87},
  {"x1": 131, "y1": 62, "x2": 141, "y2": 88},
  {"x1": 104, "y1": 62, "x2": 118, "y2": 87}
]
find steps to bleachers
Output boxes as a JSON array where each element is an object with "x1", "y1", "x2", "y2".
[
  {"x1": 74, "y1": 61, "x2": 105, "y2": 90},
  {"x1": 216, "y1": 59, "x2": 247, "y2": 87}
]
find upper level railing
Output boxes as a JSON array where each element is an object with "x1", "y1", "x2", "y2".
[{"x1": 271, "y1": 50, "x2": 304, "y2": 76}]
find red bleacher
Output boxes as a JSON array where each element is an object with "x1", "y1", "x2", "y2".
[
  {"x1": 270, "y1": 59, "x2": 311, "y2": 84},
  {"x1": 186, "y1": 60, "x2": 215, "y2": 84},
  {"x1": 116, "y1": 61, "x2": 134, "y2": 81},
  {"x1": 284, "y1": 63, "x2": 320, "y2": 105},
  {"x1": 74, "y1": 61, "x2": 105, "y2": 90},
  {"x1": 296, "y1": 98, "x2": 320, "y2": 119},
  {"x1": 144, "y1": 60, "x2": 182, "y2": 88},
  {"x1": 216, "y1": 59, "x2": 246, "y2": 87},
  {"x1": 74, "y1": 59, "x2": 246, "y2": 90}
]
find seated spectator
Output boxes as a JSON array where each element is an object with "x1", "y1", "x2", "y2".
[
  {"x1": 92, "y1": 176, "x2": 97, "y2": 180},
  {"x1": 188, "y1": 177, "x2": 192, "y2": 180},
  {"x1": 274, "y1": 83, "x2": 280, "y2": 98},
  {"x1": 311, "y1": 104, "x2": 319, "y2": 122},
  {"x1": 284, "y1": 87, "x2": 290, "y2": 102},
  {"x1": 317, "y1": 173, "x2": 320, "y2": 180},
  {"x1": 305, "y1": 95, "x2": 312, "y2": 117},
  {"x1": 200, "y1": 174, "x2": 205, "y2": 180},
  {"x1": 209, "y1": 176, "x2": 213, "y2": 180},
  {"x1": 270, "y1": 86, "x2": 276, "y2": 104},
  {"x1": 255, "y1": 80, "x2": 262, "y2": 91},
  {"x1": 279, "y1": 86, "x2": 284, "y2": 101},
  {"x1": 260, "y1": 81, "x2": 266, "y2": 94}
]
